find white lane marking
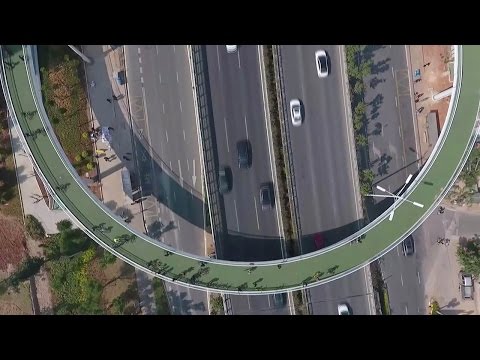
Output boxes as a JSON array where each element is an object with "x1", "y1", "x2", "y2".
[
  {"x1": 176, "y1": 71, "x2": 179, "y2": 83},
  {"x1": 244, "y1": 115, "x2": 249, "y2": 139},
  {"x1": 395, "y1": 96, "x2": 398, "y2": 108},
  {"x1": 338, "y1": 46, "x2": 361, "y2": 220},
  {"x1": 417, "y1": 271, "x2": 421, "y2": 284},
  {"x1": 216, "y1": 45, "x2": 221, "y2": 72},
  {"x1": 159, "y1": 73, "x2": 162, "y2": 84},
  {"x1": 267, "y1": 294, "x2": 271, "y2": 307},
  {"x1": 400, "y1": 273, "x2": 404, "y2": 287},
  {"x1": 138, "y1": 57, "x2": 142, "y2": 64},
  {"x1": 162, "y1": 103, "x2": 165, "y2": 114},
  {"x1": 391, "y1": 67, "x2": 395, "y2": 78},
  {"x1": 187, "y1": 159, "x2": 190, "y2": 171},
  {"x1": 399, "y1": 126, "x2": 402, "y2": 138},
  {"x1": 179, "y1": 100, "x2": 183, "y2": 113},
  {"x1": 178, "y1": 159, "x2": 183, "y2": 180},
  {"x1": 169, "y1": 161, "x2": 172, "y2": 170},
  {"x1": 224, "y1": 117, "x2": 230, "y2": 152},
  {"x1": 165, "y1": 130, "x2": 169, "y2": 143},
  {"x1": 389, "y1": 45, "x2": 392, "y2": 48},
  {"x1": 253, "y1": 196, "x2": 260, "y2": 230},
  {"x1": 139, "y1": 67, "x2": 143, "y2": 74},
  {"x1": 156, "y1": 45, "x2": 159, "y2": 55},
  {"x1": 183, "y1": 130, "x2": 186, "y2": 141},
  {"x1": 405, "y1": 45, "x2": 421, "y2": 170},
  {"x1": 137, "y1": 47, "x2": 141, "y2": 55},
  {"x1": 396, "y1": 245, "x2": 400, "y2": 256},
  {"x1": 173, "y1": 45, "x2": 176, "y2": 53},
  {"x1": 140, "y1": 77, "x2": 144, "y2": 85},
  {"x1": 247, "y1": 295, "x2": 251, "y2": 309},
  {"x1": 233, "y1": 199, "x2": 240, "y2": 231},
  {"x1": 192, "y1": 160, "x2": 197, "y2": 186},
  {"x1": 237, "y1": 51, "x2": 241, "y2": 68},
  {"x1": 405, "y1": 305, "x2": 408, "y2": 315}
]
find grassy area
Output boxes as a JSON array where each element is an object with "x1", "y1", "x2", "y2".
[
  {"x1": 382, "y1": 289, "x2": 391, "y2": 315},
  {"x1": 37, "y1": 45, "x2": 93, "y2": 175},
  {"x1": 152, "y1": 278, "x2": 171, "y2": 315},
  {"x1": 0, "y1": 280, "x2": 33, "y2": 315}
]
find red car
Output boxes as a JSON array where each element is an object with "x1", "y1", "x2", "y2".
[{"x1": 314, "y1": 234, "x2": 326, "y2": 250}]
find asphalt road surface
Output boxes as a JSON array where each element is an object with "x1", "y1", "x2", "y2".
[
  {"x1": 363, "y1": 45, "x2": 420, "y2": 199},
  {"x1": 205, "y1": 45, "x2": 282, "y2": 261},
  {"x1": 227, "y1": 293, "x2": 292, "y2": 315},
  {"x1": 125, "y1": 45, "x2": 208, "y2": 315},
  {"x1": 279, "y1": 45, "x2": 369, "y2": 315}
]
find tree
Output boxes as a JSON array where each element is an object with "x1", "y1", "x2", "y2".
[
  {"x1": 353, "y1": 81, "x2": 364, "y2": 95},
  {"x1": 355, "y1": 134, "x2": 368, "y2": 147},
  {"x1": 86, "y1": 162, "x2": 94, "y2": 171},
  {"x1": 361, "y1": 169, "x2": 375, "y2": 184},
  {"x1": 457, "y1": 238, "x2": 480, "y2": 276},
  {"x1": 82, "y1": 132, "x2": 89, "y2": 140},
  {"x1": 81, "y1": 150, "x2": 89, "y2": 159},
  {"x1": 111, "y1": 296, "x2": 126, "y2": 315},
  {"x1": 8, "y1": 257, "x2": 45, "y2": 287},
  {"x1": 57, "y1": 219, "x2": 73, "y2": 232},
  {"x1": 25, "y1": 214, "x2": 45, "y2": 239},
  {"x1": 75, "y1": 154, "x2": 82, "y2": 162},
  {"x1": 100, "y1": 250, "x2": 117, "y2": 268}
]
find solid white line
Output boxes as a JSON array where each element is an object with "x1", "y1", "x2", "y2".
[
  {"x1": 397, "y1": 244, "x2": 400, "y2": 256},
  {"x1": 233, "y1": 199, "x2": 240, "y2": 231},
  {"x1": 244, "y1": 115, "x2": 249, "y2": 139},
  {"x1": 178, "y1": 159, "x2": 182, "y2": 180},
  {"x1": 247, "y1": 295, "x2": 251, "y2": 309},
  {"x1": 391, "y1": 67, "x2": 395, "y2": 78},
  {"x1": 216, "y1": 45, "x2": 221, "y2": 72},
  {"x1": 162, "y1": 103, "x2": 165, "y2": 114},
  {"x1": 169, "y1": 160, "x2": 172, "y2": 170},
  {"x1": 165, "y1": 130, "x2": 169, "y2": 143},
  {"x1": 267, "y1": 294, "x2": 271, "y2": 307},
  {"x1": 338, "y1": 46, "x2": 361, "y2": 219},
  {"x1": 399, "y1": 126, "x2": 402, "y2": 138},
  {"x1": 176, "y1": 71, "x2": 179, "y2": 83},
  {"x1": 187, "y1": 159, "x2": 190, "y2": 171},
  {"x1": 183, "y1": 130, "x2": 186, "y2": 141},
  {"x1": 224, "y1": 117, "x2": 230, "y2": 152},
  {"x1": 417, "y1": 271, "x2": 421, "y2": 284},
  {"x1": 395, "y1": 96, "x2": 398, "y2": 108},
  {"x1": 253, "y1": 197, "x2": 260, "y2": 230},
  {"x1": 179, "y1": 100, "x2": 183, "y2": 113},
  {"x1": 400, "y1": 273, "x2": 404, "y2": 287},
  {"x1": 173, "y1": 45, "x2": 176, "y2": 53},
  {"x1": 237, "y1": 51, "x2": 241, "y2": 68},
  {"x1": 156, "y1": 45, "x2": 159, "y2": 55},
  {"x1": 159, "y1": 73, "x2": 162, "y2": 84},
  {"x1": 139, "y1": 67, "x2": 143, "y2": 74},
  {"x1": 405, "y1": 305, "x2": 408, "y2": 315}
]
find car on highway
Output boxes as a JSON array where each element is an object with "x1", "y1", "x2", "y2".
[
  {"x1": 272, "y1": 293, "x2": 286, "y2": 307},
  {"x1": 290, "y1": 99, "x2": 303, "y2": 126},
  {"x1": 237, "y1": 140, "x2": 251, "y2": 169},
  {"x1": 459, "y1": 272, "x2": 474, "y2": 300},
  {"x1": 259, "y1": 183, "x2": 274, "y2": 210},
  {"x1": 218, "y1": 166, "x2": 232, "y2": 194},
  {"x1": 226, "y1": 45, "x2": 237, "y2": 53},
  {"x1": 337, "y1": 303, "x2": 351, "y2": 315},
  {"x1": 402, "y1": 235, "x2": 415, "y2": 256},
  {"x1": 315, "y1": 50, "x2": 329, "y2": 78}
]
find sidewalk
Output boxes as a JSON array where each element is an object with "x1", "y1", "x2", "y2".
[
  {"x1": 82, "y1": 45, "x2": 157, "y2": 315},
  {"x1": 408, "y1": 45, "x2": 454, "y2": 164}
]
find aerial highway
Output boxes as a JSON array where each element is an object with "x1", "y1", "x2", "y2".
[{"x1": 1, "y1": 44, "x2": 478, "y2": 294}]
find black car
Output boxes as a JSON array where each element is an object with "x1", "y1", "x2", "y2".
[
  {"x1": 259, "y1": 183, "x2": 274, "y2": 210},
  {"x1": 218, "y1": 166, "x2": 232, "y2": 194},
  {"x1": 402, "y1": 235, "x2": 415, "y2": 256},
  {"x1": 237, "y1": 140, "x2": 251, "y2": 169}
]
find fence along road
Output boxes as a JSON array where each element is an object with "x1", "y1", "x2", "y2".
[{"x1": 2, "y1": 44, "x2": 480, "y2": 295}]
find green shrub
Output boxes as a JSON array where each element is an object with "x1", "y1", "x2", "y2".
[
  {"x1": 81, "y1": 150, "x2": 88, "y2": 158},
  {"x1": 25, "y1": 214, "x2": 45, "y2": 239},
  {"x1": 86, "y1": 162, "x2": 94, "y2": 170},
  {"x1": 75, "y1": 154, "x2": 82, "y2": 162}
]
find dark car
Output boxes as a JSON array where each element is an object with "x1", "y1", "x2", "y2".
[
  {"x1": 402, "y1": 235, "x2": 415, "y2": 256},
  {"x1": 237, "y1": 140, "x2": 251, "y2": 168},
  {"x1": 218, "y1": 166, "x2": 232, "y2": 194},
  {"x1": 259, "y1": 183, "x2": 274, "y2": 210},
  {"x1": 314, "y1": 234, "x2": 326, "y2": 250},
  {"x1": 272, "y1": 293, "x2": 286, "y2": 307}
]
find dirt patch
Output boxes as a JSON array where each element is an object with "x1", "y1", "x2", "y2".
[
  {"x1": 0, "y1": 281, "x2": 33, "y2": 315},
  {"x1": 89, "y1": 255, "x2": 139, "y2": 314},
  {"x1": 0, "y1": 213, "x2": 27, "y2": 273}
]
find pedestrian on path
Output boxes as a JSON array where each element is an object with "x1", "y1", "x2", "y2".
[
  {"x1": 90, "y1": 81, "x2": 96, "y2": 88},
  {"x1": 104, "y1": 156, "x2": 111, "y2": 162},
  {"x1": 106, "y1": 98, "x2": 112, "y2": 103},
  {"x1": 423, "y1": 62, "x2": 431, "y2": 67}
]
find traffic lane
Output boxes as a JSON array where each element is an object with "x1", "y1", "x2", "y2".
[
  {"x1": 281, "y1": 45, "x2": 360, "y2": 237},
  {"x1": 164, "y1": 282, "x2": 209, "y2": 315},
  {"x1": 380, "y1": 243, "x2": 421, "y2": 315},
  {"x1": 141, "y1": 45, "x2": 202, "y2": 194},
  {"x1": 229, "y1": 294, "x2": 291, "y2": 315},
  {"x1": 365, "y1": 45, "x2": 418, "y2": 197},
  {"x1": 309, "y1": 267, "x2": 371, "y2": 315},
  {"x1": 206, "y1": 45, "x2": 280, "y2": 238}
]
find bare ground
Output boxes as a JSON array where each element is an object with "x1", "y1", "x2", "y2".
[{"x1": 0, "y1": 213, "x2": 27, "y2": 274}]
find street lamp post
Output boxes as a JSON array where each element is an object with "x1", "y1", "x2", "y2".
[{"x1": 365, "y1": 174, "x2": 424, "y2": 221}]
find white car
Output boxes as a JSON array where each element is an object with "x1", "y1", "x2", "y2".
[
  {"x1": 289, "y1": 99, "x2": 302, "y2": 126},
  {"x1": 226, "y1": 45, "x2": 237, "y2": 53},
  {"x1": 315, "y1": 50, "x2": 329, "y2": 78},
  {"x1": 337, "y1": 303, "x2": 350, "y2": 315}
]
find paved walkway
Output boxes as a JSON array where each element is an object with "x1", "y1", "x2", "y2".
[{"x1": 82, "y1": 45, "x2": 156, "y2": 315}]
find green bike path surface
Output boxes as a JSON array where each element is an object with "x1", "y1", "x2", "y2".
[{"x1": 2, "y1": 45, "x2": 480, "y2": 294}]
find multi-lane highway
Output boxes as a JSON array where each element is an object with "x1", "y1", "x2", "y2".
[
  {"x1": 279, "y1": 45, "x2": 370, "y2": 314},
  {"x1": 125, "y1": 45, "x2": 208, "y2": 314}
]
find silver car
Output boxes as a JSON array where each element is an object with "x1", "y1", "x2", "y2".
[
  {"x1": 289, "y1": 99, "x2": 302, "y2": 127},
  {"x1": 315, "y1": 50, "x2": 329, "y2": 78},
  {"x1": 226, "y1": 45, "x2": 237, "y2": 53}
]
